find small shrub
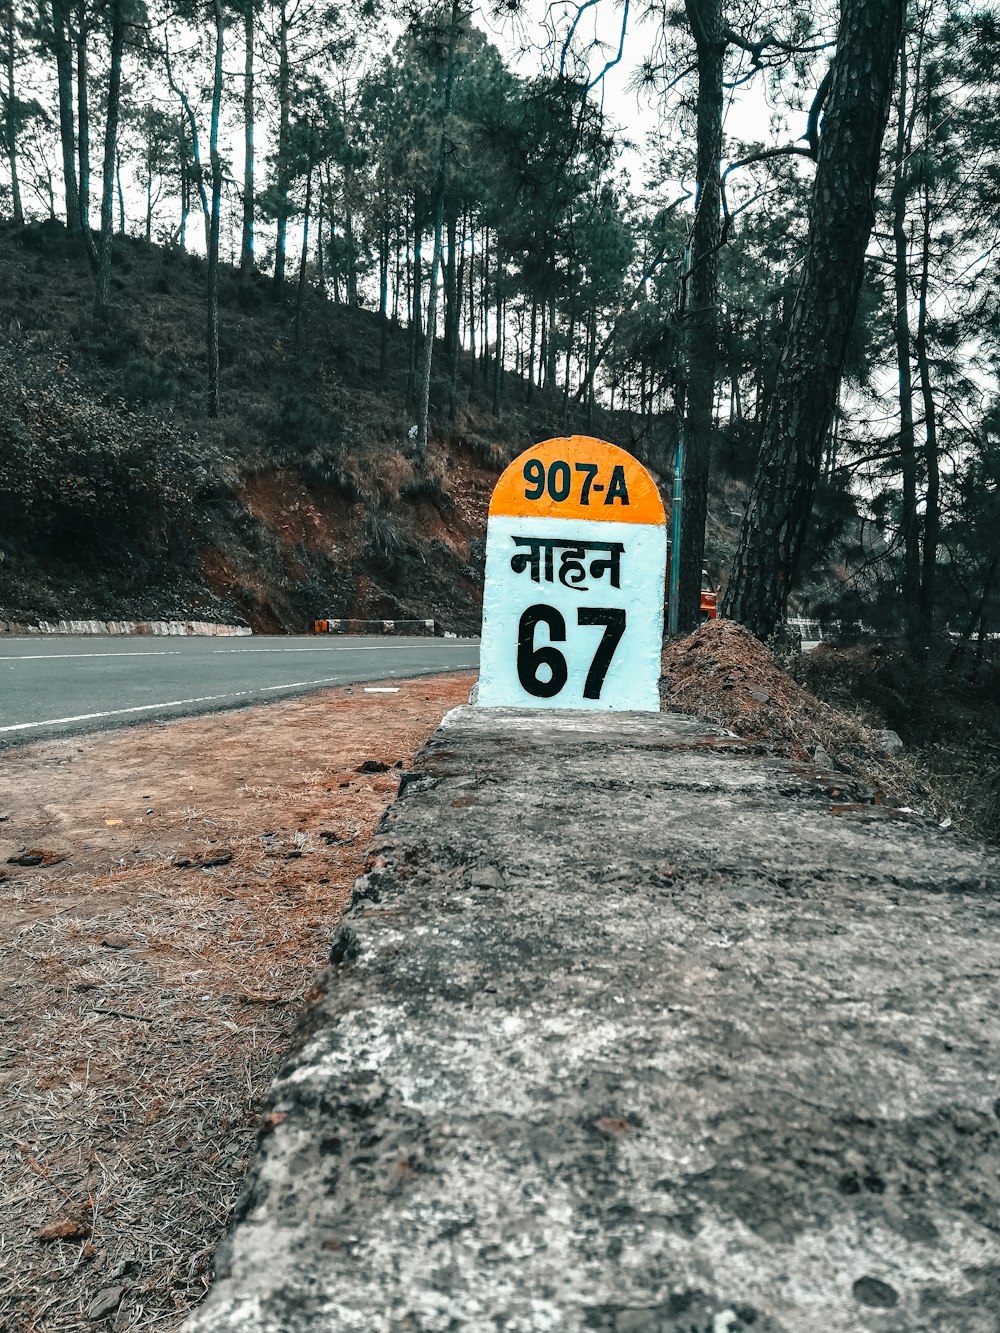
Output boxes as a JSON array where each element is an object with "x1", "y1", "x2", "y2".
[
  {"x1": 402, "y1": 471, "x2": 454, "y2": 513},
  {"x1": 297, "y1": 446, "x2": 364, "y2": 500},
  {"x1": 237, "y1": 282, "x2": 265, "y2": 312},
  {"x1": 456, "y1": 433, "x2": 509, "y2": 470},
  {"x1": 795, "y1": 642, "x2": 1000, "y2": 844},
  {"x1": 364, "y1": 501, "x2": 406, "y2": 572},
  {"x1": 89, "y1": 322, "x2": 133, "y2": 368},
  {"x1": 18, "y1": 219, "x2": 75, "y2": 256},
  {"x1": 120, "y1": 355, "x2": 179, "y2": 406},
  {"x1": 271, "y1": 393, "x2": 350, "y2": 454},
  {"x1": 0, "y1": 349, "x2": 213, "y2": 573},
  {"x1": 465, "y1": 535, "x2": 486, "y2": 586}
]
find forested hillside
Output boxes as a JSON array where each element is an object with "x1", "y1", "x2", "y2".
[
  {"x1": 0, "y1": 215, "x2": 733, "y2": 632},
  {"x1": 0, "y1": 218, "x2": 522, "y2": 632},
  {"x1": 0, "y1": 0, "x2": 998, "y2": 645}
]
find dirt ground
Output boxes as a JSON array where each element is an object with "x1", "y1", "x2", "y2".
[{"x1": 0, "y1": 672, "x2": 475, "y2": 1333}]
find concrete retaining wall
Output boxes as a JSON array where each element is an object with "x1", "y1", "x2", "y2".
[
  {"x1": 0, "y1": 619, "x2": 251, "y2": 637},
  {"x1": 187, "y1": 705, "x2": 1000, "y2": 1333}
]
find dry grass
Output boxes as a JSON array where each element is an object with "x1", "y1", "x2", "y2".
[{"x1": 0, "y1": 672, "x2": 475, "y2": 1332}]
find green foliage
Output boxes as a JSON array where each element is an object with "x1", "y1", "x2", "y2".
[
  {"x1": 264, "y1": 392, "x2": 365, "y2": 496},
  {"x1": 271, "y1": 392, "x2": 349, "y2": 451},
  {"x1": 16, "y1": 218, "x2": 77, "y2": 256},
  {"x1": 298, "y1": 448, "x2": 363, "y2": 499},
  {"x1": 364, "y1": 499, "x2": 407, "y2": 571},
  {"x1": 120, "y1": 354, "x2": 180, "y2": 405},
  {"x1": 402, "y1": 469, "x2": 454, "y2": 512}
]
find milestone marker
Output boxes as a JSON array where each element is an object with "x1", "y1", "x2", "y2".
[{"x1": 478, "y1": 436, "x2": 666, "y2": 712}]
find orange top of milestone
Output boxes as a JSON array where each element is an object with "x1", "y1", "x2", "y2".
[{"x1": 489, "y1": 436, "x2": 665, "y2": 526}]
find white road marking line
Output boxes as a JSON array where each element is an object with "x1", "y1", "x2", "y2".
[
  {"x1": 1, "y1": 645, "x2": 474, "y2": 661},
  {"x1": 0, "y1": 651, "x2": 183, "y2": 661},
  {"x1": 0, "y1": 690, "x2": 257, "y2": 732},
  {"x1": 207, "y1": 646, "x2": 436, "y2": 654},
  {"x1": 0, "y1": 665, "x2": 478, "y2": 734}
]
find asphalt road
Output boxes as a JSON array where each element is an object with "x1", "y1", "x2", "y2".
[{"x1": 0, "y1": 635, "x2": 481, "y2": 748}]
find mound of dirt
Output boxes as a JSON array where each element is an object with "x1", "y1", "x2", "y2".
[{"x1": 660, "y1": 620, "x2": 932, "y2": 812}]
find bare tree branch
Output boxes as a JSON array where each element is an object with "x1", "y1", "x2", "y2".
[
  {"x1": 722, "y1": 26, "x2": 837, "y2": 70},
  {"x1": 587, "y1": 0, "x2": 630, "y2": 91},
  {"x1": 559, "y1": 0, "x2": 601, "y2": 78},
  {"x1": 805, "y1": 65, "x2": 833, "y2": 156}
]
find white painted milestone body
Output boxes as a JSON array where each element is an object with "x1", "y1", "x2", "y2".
[{"x1": 478, "y1": 436, "x2": 666, "y2": 712}]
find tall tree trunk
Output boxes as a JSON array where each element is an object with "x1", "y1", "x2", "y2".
[
  {"x1": 165, "y1": 39, "x2": 209, "y2": 248},
  {"x1": 527, "y1": 296, "x2": 537, "y2": 402},
  {"x1": 51, "y1": 0, "x2": 80, "y2": 233},
  {"x1": 316, "y1": 177, "x2": 325, "y2": 286},
  {"x1": 144, "y1": 128, "x2": 160, "y2": 243},
  {"x1": 272, "y1": 0, "x2": 290, "y2": 292},
  {"x1": 721, "y1": 0, "x2": 904, "y2": 639},
  {"x1": 891, "y1": 40, "x2": 921, "y2": 637},
  {"x1": 586, "y1": 307, "x2": 597, "y2": 428},
  {"x1": 416, "y1": 0, "x2": 460, "y2": 461},
  {"x1": 444, "y1": 202, "x2": 457, "y2": 354},
  {"x1": 915, "y1": 157, "x2": 939, "y2": 634},
  {"x1": 546, "y1": 290, "x2": 558, "y2": 387},
  {"x1": 467, "y1": 223, "x2": 477, "y2": 390},
  {"x1": 492, "y1": 289, "x2": 503, "y2": 416},
  {"x1": 240, "y1": 0, "x2": 254, "y2": 273},
  {"x1": 178, "y1": 121, "x2": 189, "y2": 250},
  {"x1": 327, "y1": 170, "x2": 340, "y2": 301},
  {"x1": 449, "y1": 208, "x2": 464, "y2": 418},
  {"x1": 207, "y1": 0, "x2": 224, "y2": 417},
  {"x1": 75, "y1": 10, "x2": 97, "y2": 265},
  {"x1": 2, "y1": 0, "x2": 23, "y2": 225},
  {"x1": 408, "y1": 200, "x2": 422, "y2": 407},
  {"x1": 392, "y1": 228, "x2": 400, "y2": 322},
  {"x1": 412, "y1": 199, "x2": 423, "y2": 337},
  {"x1": 480, "y1": 225, "x2": 489, "y2": 372},
  {"x1": 561, "y1": 295, "x2": 577, "y2": 428},
  {"x1": 417, "y1": 193, "x2": 445, "y2": 455},
  {"x1": 379, "y1": 215, "x2": 389, "y2": 374},
  {"x1": 539, "y1": 301, "x2": 548, "y2": 390},
  {"x1": 94, "y1": 0, "x2": 123, "y2": 316},
  {"x1": 294, "y1": 158, "x2": 313, "y2": 355},
  {"x1": 345, "y1": 196, "x2": 358, "y2": 306},
  {"x1": 677, "y1": 0, "x2": 723, "y2": 630}
]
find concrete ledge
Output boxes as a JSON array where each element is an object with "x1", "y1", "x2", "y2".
[
  {"x1": 313, "y1": 618, "x2": 436, "y2": 635},
  {"x1": 188, "y1": 706, "x2": 1000, "y2": 1333},
  {"x1": 0, "y1": 619, "x2": 251, "y2": 636}
]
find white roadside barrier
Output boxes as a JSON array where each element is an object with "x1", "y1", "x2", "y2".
[{"x1": 0, "y1": 619, "x2": 251, "y2": 637}]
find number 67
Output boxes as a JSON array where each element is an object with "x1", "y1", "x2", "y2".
[{"x1": 517, "y1": 604, "x2": 626, "y2": 701}]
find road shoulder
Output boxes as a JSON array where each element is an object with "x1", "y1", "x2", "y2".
[{"x1": 0, "y1": 673, "x2": 475, "y2": 1332}]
